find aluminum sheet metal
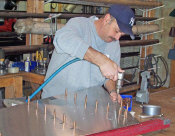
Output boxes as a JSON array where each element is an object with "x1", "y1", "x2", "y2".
[{"x1": 0, "y1": 86, "x2": 139, "y2": 136}]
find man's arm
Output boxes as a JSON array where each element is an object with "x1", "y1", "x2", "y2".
[
  {"x1": 105, "y1": 79, "x2": 122, "y2": 103},
  {"x1": 84, "y1": 47, "x2": 124, "y2": 81}
]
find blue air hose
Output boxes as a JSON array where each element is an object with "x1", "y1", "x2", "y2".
[{"x1": 26, "y1": 58, "x2": 80, "y2": 102}]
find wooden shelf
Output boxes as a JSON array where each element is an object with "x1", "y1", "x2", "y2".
[
  {"x1": 0, "y1": 11, "x2": 158, "y2": 21},
  {"x1": 48, "y1": 0, "x2": 163, "y2": 8}
]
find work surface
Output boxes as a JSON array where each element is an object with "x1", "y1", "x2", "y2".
[
  {"x1": 0, "y1": 86, "x2": 173, "y2": 136},
  {"x1": 0, "y1": 86, "x2": 138, "y2": 136},
  {"x1": 132, "y1": 87, "x2": 175, "y2": 136}
]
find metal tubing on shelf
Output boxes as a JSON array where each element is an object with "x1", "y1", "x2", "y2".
[{"x1": 14, "y1": 19, "x2": 160, "y2": 35}]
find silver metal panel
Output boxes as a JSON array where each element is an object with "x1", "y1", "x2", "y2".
[{"x1": 0, "y1": 86, "x2": 138, "y2": 136}]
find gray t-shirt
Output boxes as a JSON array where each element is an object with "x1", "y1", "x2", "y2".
[{"x1": 42, "y1": 16, "x2": 121, "y2": 98}]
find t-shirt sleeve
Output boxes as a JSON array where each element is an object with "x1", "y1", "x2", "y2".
[{"x1": 53, "y1": 17, "x2": 90, "y2": 59}]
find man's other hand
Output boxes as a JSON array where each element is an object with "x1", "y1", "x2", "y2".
[{"x1": 109, "y1": 91, "x2": 122, "y2": 103}]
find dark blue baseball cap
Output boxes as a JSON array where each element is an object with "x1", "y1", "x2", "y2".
[{"x1": 109, "y1": 4, "x2": 135, "y2": 39}]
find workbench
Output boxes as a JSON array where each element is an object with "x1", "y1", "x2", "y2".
[{"x1": 0, "y1": 72, "x2": 44, "y2": 99}]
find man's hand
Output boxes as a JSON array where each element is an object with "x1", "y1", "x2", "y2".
[
  {"x1": 110, "y1": 91, "x2": 122, "y2": 103},
  {"x1": 84, "y1": 47, "x2": 124, "y2": 81},
  {"x1": 99, "y1": 59, "x2": 124, "y2": 81}
]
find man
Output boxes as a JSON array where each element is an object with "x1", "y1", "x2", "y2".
[{"x1": 42, "y1": 4, "x2": 135, "y2": 103}]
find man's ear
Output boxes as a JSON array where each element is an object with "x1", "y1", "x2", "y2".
[{"x1": 103, "y1": 13, "x2": 111, "y2": 24}]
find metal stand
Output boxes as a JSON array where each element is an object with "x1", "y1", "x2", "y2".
[{"x1": 136, "y1": 71, "x2": 150, "y2": 104}]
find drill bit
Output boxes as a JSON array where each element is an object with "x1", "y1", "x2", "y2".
[
  {"x1": 121, "y1": 98, "x2": 123, "y2": 107},
  {"x1": 107, "y1": 102, "x2": 110, "y2": 113},
  {"x1": 36, "y1": 100, "x2": 38, "y2": 109},
  {"x1": 106, "y1": 102, "x2": 110, "y2": 118},
  {"x1": 62, "y1": 114, "x2": 66, "y2": 130},
  {"x1": 74, "y1": 93, "x2": 77, "y2": 105},
  {"x1": 123, "y1": 115, "x2": 126, "y2": 125},
  {"x1": 84, "y1": 95, "x2": 87, "y2": 109},
  {"x1": 123, "y1": 103, "x2": 128, "y2": 124},
  {"x1": 44, "y1": 105, "x2": 47, "y2": 122},
  {"x1": 35, "y1": 108, "x2": 38, "y2": 117},
  {"x1": 28, "y1": 96, "x2": 30, "y2": 104},
  {"x1": 62, "y1": 113, "x2": 66, "y2": 123},
  {"x1": 53, "y1": 109, "x2": 56, "y2": 125},
  {"x1": 35, "y1": 100, "x2": 38, "y2": 117},
  {"x1": 118, "y1": 100, "x2": 123, "y2": 123},
  {"x1": 125, "y1": 103, "x2": 129, "y2": 119},
  {"x1": 73, "y1": 121, "x2": 76, "y2": 135},
  {"x1": 65, "y1": 88, "x2": 68, "y2": 98},
  {"x1": 27, "y1": 96, "x2": 30, "y2": 112},
  {"x1": 95, "y1": 100, "x2": 98, "y2": 113}
]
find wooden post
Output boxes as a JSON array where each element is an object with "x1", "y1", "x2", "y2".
[
  {"x1": 58, "y1": 3, "x2": 63, "y2": 24},
  {"x1": 26, "y1": 0, "x2": 44, "y2": 46},
  {"x1": 140, "y1": 9, "x2": 155, "y2": 70},
  {"x1": 146, "y1": 9, "x2": 155, "y2": 55}
]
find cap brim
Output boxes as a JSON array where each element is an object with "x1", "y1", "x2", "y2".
[{"x1": 117, "y1": 20, "x2": 135, "y2": 40}]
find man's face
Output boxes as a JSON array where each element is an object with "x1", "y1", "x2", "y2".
[{"x1": 101, "y1": 15, "x2": 125, "y2": 42}]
